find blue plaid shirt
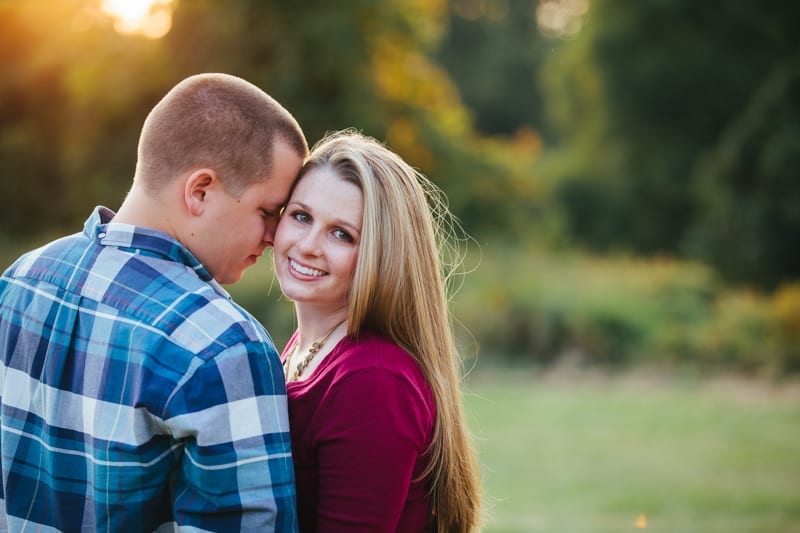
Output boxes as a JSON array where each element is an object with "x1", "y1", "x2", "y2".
[{"x1": 0, "y1": 207, "x2": 297, "y2": 532}]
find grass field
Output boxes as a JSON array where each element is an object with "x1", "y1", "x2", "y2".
[{"x1": 465, "y1": 366, "x2": 800, "y2": 532}]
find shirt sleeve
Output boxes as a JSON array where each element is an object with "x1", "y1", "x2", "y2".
[
  {"x1": 164, "y1": 341, "x2": 297, "y2": 532},
  {"x1": 312, "y1": 366, "x2": 434, "y2": 531}
]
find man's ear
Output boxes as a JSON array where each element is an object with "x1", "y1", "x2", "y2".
[{"x1": 184, "y1": 169, "x2": 217, "y2": 216}]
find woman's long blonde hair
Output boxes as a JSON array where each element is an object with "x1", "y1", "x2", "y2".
[{"x1": 297, "y1": 129, "x2": 482, "y2": 531}]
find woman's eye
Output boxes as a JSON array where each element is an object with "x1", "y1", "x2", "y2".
[
  {"x1": 292, "y1": 211, "x2": 311, "y2": 223},
  {"x1": 333, "y1": 229, "x2": 354, "y2": 243}
]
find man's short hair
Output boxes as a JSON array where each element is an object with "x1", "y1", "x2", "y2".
[{"x1": 135, "y1": 73, "x2": 307, "y2": 196}]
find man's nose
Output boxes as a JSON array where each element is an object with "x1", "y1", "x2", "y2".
[{"x1": 262, "y1": 216, "x2": 279, "y2": 246}]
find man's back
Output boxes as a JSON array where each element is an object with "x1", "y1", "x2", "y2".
[{"x1": 0, "y1": 208, "x2": 296, "y2": 532}]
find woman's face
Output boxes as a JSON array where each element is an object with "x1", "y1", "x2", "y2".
[{"x1": 273, "y1": 167, "x2": 363, "y2": 312}]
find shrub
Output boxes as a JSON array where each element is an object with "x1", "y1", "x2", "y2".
[{"x1": 452, "y1": 246, "x2": 798, "y2": 376}]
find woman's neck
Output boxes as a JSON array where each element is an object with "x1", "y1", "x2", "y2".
[{"x1": 294, "y1": 304, "x2": 348, "y2": 347}]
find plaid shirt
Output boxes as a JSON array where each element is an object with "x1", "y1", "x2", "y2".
[{"x1": 0, "y1": 207, "x2": 297, "y2": 532}]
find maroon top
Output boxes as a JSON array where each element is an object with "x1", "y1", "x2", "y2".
[{"x1": 281, "y1": 331, "x2": 436, "y2": 532}]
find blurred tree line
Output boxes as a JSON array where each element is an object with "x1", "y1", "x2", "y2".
[
  {"x1": 535, "y1": 0, "x2": 800, "y2": 289},
  {"x1": 1, "y1": 0, "x2": 798, "y2": 293},
  {"x1": 436, "y1": 0, "x2": 799, "y2": 289},
  {"x1": 0, "y1": 0, "x2": 537, "y2": 246}
]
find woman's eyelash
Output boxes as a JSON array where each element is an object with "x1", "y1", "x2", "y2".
[
  {"x1": 334, "y1": 229, "x2": 354, "y2": 243},
  {"x1": 292, "y1": 211, "x2": 311, "y2": 222}
]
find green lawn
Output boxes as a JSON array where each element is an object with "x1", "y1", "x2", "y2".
[{"x1": 465, "y1": 368, "x2": 800, "y2": 532}]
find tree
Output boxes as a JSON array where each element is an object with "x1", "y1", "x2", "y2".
[
  {"x1": 434, "y1": 0, "x2": 548, "y2": 138},
  {"x1": 688, "y1": 58, "x2": 800, "y2": 287},
  {"x1": 0, "y1": 0, "x2": 541, "y2": 242},
  {"x1": 539, "y1": 0, "x2": 800, "y2": 285}
]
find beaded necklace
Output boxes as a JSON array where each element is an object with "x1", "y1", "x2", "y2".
[{"x1": 283, "y1": 320, "x2": 345, "y2": 382}]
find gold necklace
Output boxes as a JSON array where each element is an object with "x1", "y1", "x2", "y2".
[{"x1": 284, "y1": 320, "x2": 345, "y2": 382}]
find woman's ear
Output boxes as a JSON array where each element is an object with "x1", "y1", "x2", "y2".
[{"x1": 184, "y1": 168, "x2": 217, "y2": 216}]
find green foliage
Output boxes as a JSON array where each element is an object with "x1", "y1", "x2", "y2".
[
  {"x1": 0, "y1": 0, "x2": 540, "y2": 242},
  {"x1": 434, "y1": 0, "x2": 548, "y2": 137},
  {"x1": 454, "y1": 246, "x2": 800, "y2": 376},
  {"x1": 687, "y1": 59, "x2": 800, "y2": 288},
  {"x1": 0, "y1": 1, "x2": 185, "y2": 235},
  {"x1": 538, "y1": 0, "x2": 800, "y2": 286},
  {"x1": 771, "y1": 283, "x2": 800, "y2": 373}
]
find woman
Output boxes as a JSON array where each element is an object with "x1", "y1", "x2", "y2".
[{"x1": 273, "y1": 129, "x2": 482, "y2": 531}]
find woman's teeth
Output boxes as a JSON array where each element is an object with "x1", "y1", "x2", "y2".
[{"x1": 290, "y1": 259, "x2": 325, "y2": 277}]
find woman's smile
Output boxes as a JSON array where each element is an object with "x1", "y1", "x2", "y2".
[{"x1": 289, "y1": 258, "x2": 327, "y2": 278}]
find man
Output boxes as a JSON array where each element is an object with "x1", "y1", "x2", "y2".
[{"x1": 0, "y1": 73, "x2": 307, "y2": 531}]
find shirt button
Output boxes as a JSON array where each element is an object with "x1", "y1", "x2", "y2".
[{"x1": 98, "y1": 232, "x2": 106, "y2": 239}]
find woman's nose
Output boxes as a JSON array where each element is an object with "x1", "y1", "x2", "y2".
[{"x1": 296, "y1": 227, "x2": 323, "y2": 254}]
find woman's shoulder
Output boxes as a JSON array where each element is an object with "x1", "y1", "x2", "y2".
[
  {"x1": 328, "y1": 332, "x2": 435, "y2": 420},
  {"x1": 330, "y1": 332, "x2": 431, "y2": 394},
  {"x1": 338, "y1": 331, "x2": 419, "y2": 373}
]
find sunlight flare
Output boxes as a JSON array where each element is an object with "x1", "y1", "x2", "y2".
[
  {"x1": 100, "y1": 0, "x2": 176, "y2": 39},
  {"x1": 535, "y1": 0, "x2": 588, "y2": 38}
]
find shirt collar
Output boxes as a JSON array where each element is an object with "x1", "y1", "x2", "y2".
[{"x1": 82, "y1": 206, "x2": 228, "y2": 296}]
